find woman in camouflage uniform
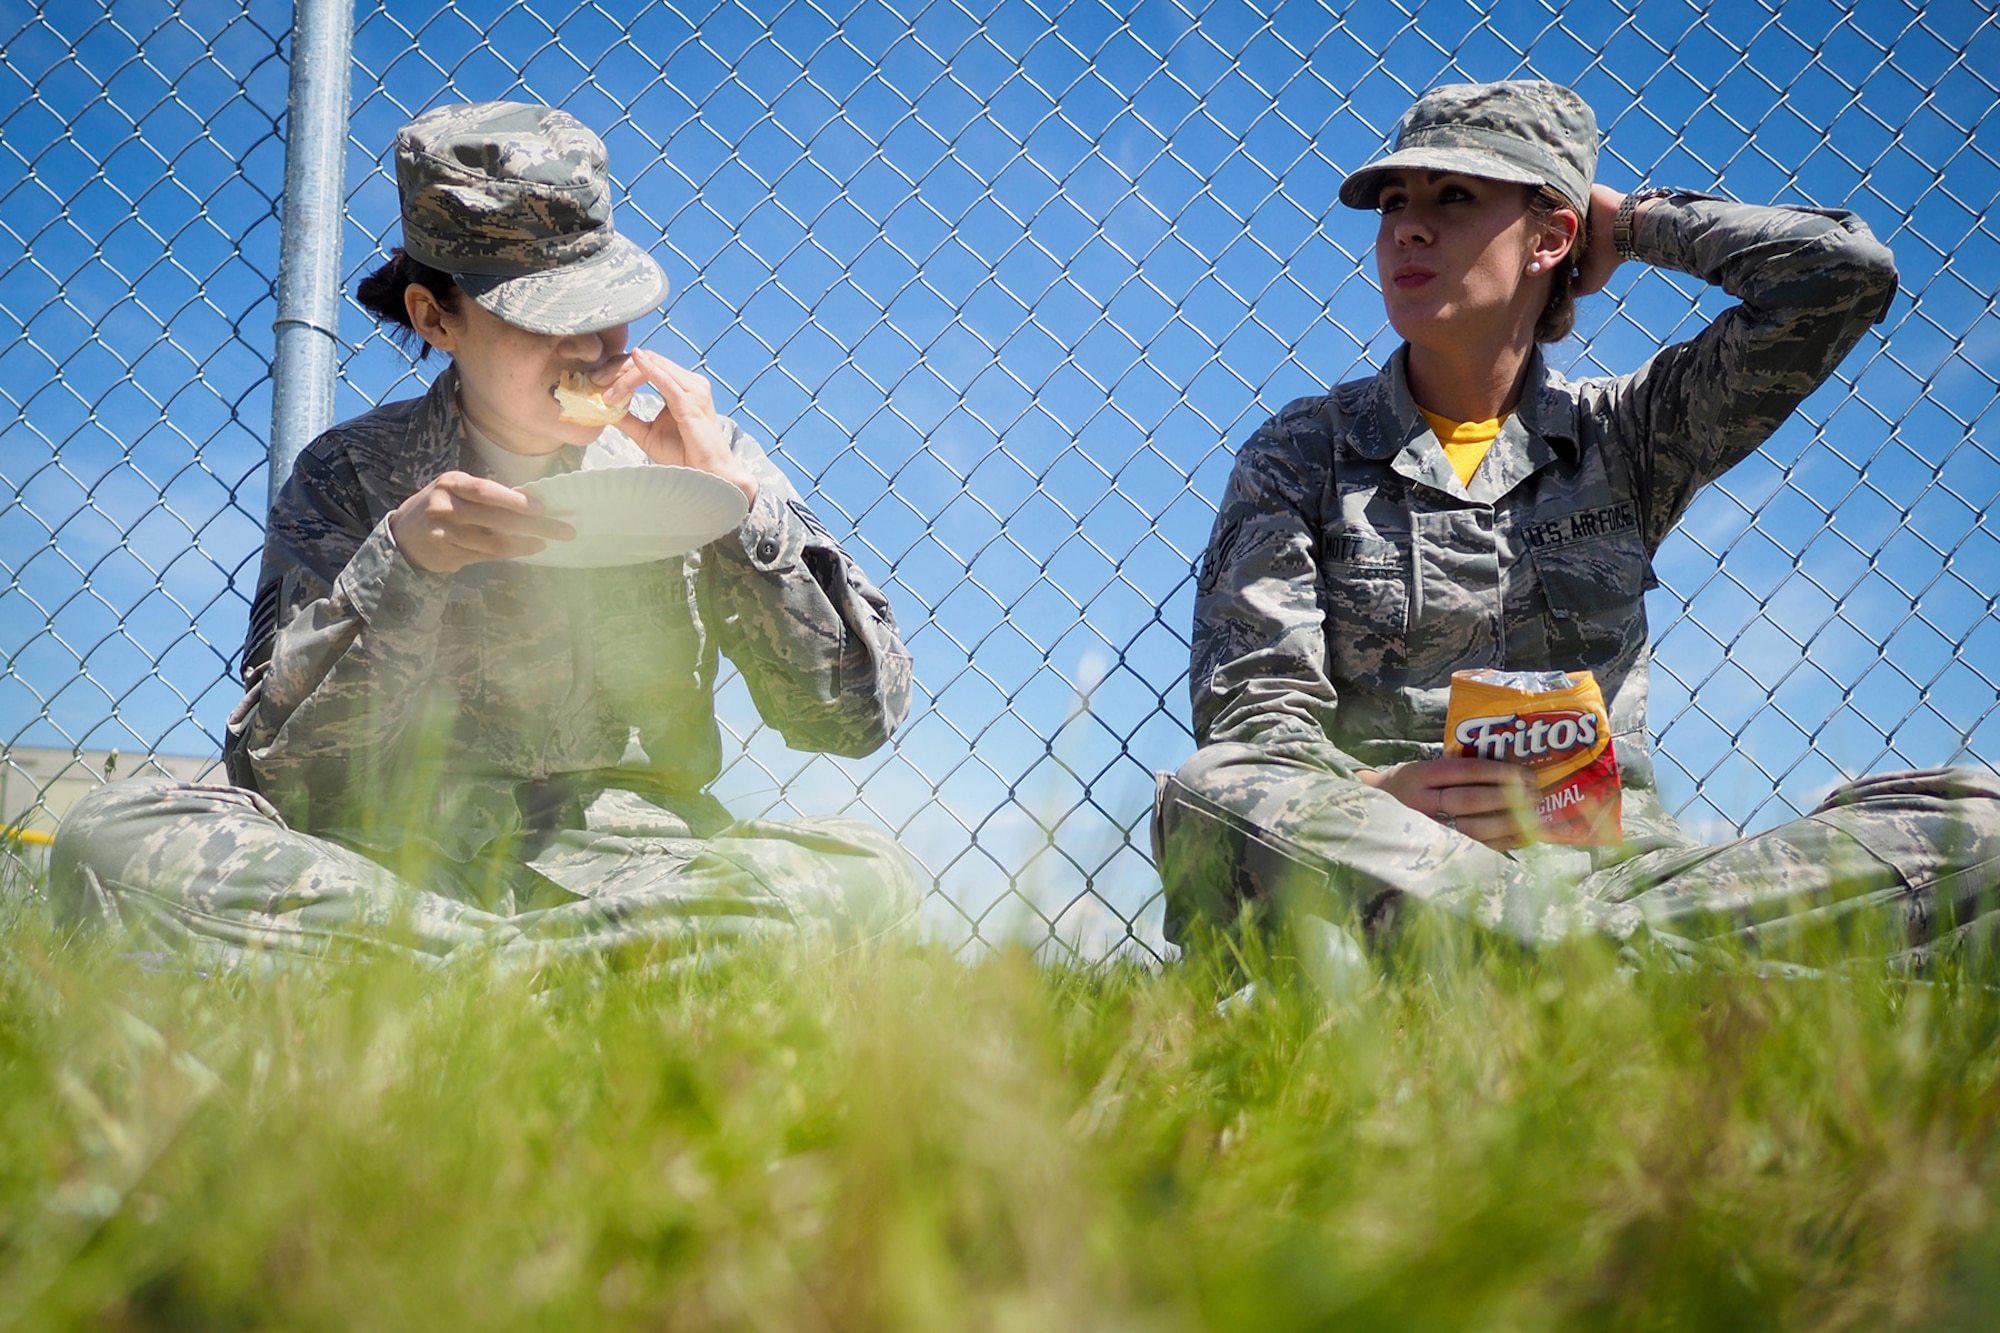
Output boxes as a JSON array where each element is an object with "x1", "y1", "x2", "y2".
[
  {"x1": 52, "y1": 102, "x2": 919, "y2": 967},
  {"x1": 1155, "y1": 79, "x2": 2000, "y2": 968}
]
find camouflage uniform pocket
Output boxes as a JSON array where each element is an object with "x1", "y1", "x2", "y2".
[
  {"x1": 1322, "y1": 533, "x2": 1410, "y2": 677},
  {"x1": 1529, "y1": 530, "x2": 1648, "y2": 661},
  {"x1": 434, "y1": 589, "x2": 487, "y2": 731},
  {"x1": 439, "y1": 590, "x2": 484, "y2": 671}
]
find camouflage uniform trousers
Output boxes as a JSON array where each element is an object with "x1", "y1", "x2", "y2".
[
  {"x1": 50, "y1": 778, "x2": 921, "y2": 970},
  {"x1": 1155, "y1": 744, "x2": 2000, "y2": 969}
]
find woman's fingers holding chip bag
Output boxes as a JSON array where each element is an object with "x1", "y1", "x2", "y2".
[{"x1": 1361, "y1": 757, "x2": 1540, "y2": 850}]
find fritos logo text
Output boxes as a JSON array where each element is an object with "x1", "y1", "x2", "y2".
[
  {"x1": 1443, "y1": 670, "x2": 1623, "y2": 846},
  {"x1": 1452, "y1": 710, "x2": 1599, "y2": 762}
]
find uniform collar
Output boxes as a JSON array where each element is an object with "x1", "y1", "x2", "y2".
[
  {"x1": 391, "y1": 364, "x2": 470, "y2": 498},
  {"x1": 1342, "y1": 345, "x2": 1583, "y2": 497},
  {"x1": 397, "y1": 364, "x2": 593, "y2": 492},
  {"x1": 463, "y1": 408, "x2": 574, "y2": 485}
]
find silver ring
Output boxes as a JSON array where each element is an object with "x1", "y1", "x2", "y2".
[{"x1": 1439, "y1": 812, "x2": 1457, "y2": 832}]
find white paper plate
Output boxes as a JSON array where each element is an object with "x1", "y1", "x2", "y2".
[{"x1": 512, "y1": 465, "x2": 749, "y2": 568}]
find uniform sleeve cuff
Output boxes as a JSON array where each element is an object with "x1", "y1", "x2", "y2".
[
  {"x1": 335, "y1": 515, "x2": 451, "y2": 630},
  {"x1": 732, "y1": 479, "x2": 800, "y2": 570},
  {"x1": 1629, "y1": 189, "x2": 1721, "y2": 266}
]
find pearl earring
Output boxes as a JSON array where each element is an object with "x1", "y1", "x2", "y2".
[{"x1": 1527, "y1": 260, "x2": 1543, "y2": 275}]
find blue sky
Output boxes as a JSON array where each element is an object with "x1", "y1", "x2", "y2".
[{"x1": 4, "y1": 0, "x2": 1996, "y2": 951}]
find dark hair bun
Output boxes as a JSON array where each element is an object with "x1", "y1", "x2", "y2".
[{"x1": 355, "y1": 249, "x2": 461, "y2": 357}]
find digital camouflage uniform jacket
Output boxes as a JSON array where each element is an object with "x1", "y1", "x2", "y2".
[
  {"x1": 225, "y1": 367, "x2": 911, "y2": 865},
  {"x1": 1191, "y1": 194, "x2": 1898, "y2": 856}
]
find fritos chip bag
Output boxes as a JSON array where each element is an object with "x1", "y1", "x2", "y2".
[{"x1": 1443, "y1": 667, "x2": 1622, "y2": 845}]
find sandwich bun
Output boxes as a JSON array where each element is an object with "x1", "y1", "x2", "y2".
[{"x1": 552, "y1": 369, "x2": 629, "y2": 426}]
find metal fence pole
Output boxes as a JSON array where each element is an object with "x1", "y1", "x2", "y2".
[{"x1": 269, "y1": 0, "x2": 355, "y2": 502}]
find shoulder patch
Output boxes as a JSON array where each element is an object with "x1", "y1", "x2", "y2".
[
  {"x1": 1196, "y1": 518, "x2": 1243, "y2": 595},
  {"x1": 787, "y1": 498, "x2": 832, "y2": 540}
]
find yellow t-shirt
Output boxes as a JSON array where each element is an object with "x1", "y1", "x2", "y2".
[{"x1": 1419, "y1": 407, "x2": 1506, "y2": 487}]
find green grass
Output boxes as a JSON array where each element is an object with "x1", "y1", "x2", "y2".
[{"x1": 5, "y1": 872, "x2": 2000, "y2": 1330}]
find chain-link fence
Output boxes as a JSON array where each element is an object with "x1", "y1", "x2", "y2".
[{"x1": 6, "y1": 0, "x2": 1998, "y2": 958}]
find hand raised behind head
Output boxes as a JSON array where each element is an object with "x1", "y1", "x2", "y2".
[{"x1": 1572, "y1": 183, "x2": 1629, "y2": 299}]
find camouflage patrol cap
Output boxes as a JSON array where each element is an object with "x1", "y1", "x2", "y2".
[
  {"x1": 394, "y1": 101, "x2": 666, "y2": 335},
  {"x1": 1339, "y1": 80, "x2": 1597, "y2": 212}
]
